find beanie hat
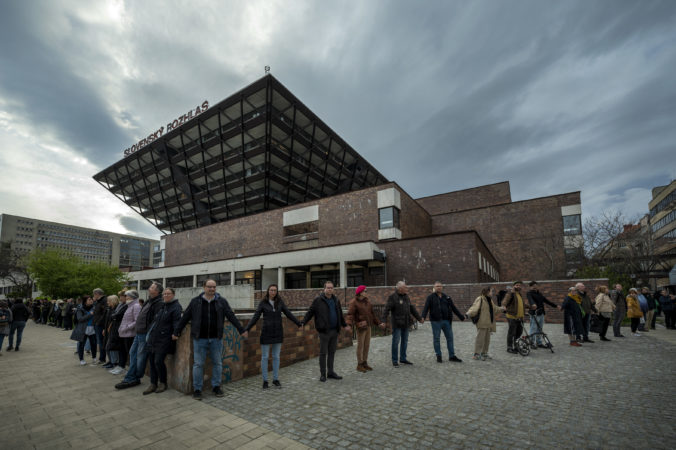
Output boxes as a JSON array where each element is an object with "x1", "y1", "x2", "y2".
[{"x1": 355, "y1": 285, "x2": 366, "y2": 296}]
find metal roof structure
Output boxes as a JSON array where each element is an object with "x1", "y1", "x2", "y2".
[{"x1": 94, "y1": 75, "x2": 389, "y2": 233}]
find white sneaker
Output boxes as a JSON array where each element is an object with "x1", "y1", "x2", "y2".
[
  {"x1": 110, "y1": 366, "x2": 122, "y2": 374},
  {"x1": 633, "y1": 332, "x2": 641, "y2": 336},
  {"x1": 91, "y1": 359, "x2": 99, "y2": 365},
  {"x1": 80, "y1": 360, "x2": 87, "y2": 366}
]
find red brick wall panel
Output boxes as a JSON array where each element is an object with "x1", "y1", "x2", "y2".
[
  {"x1": 416, "y1": 182, "x2": 512, "y2": 215},
  {"x1": 431, "y1": 192, "x2": 581, "y2": 280}
]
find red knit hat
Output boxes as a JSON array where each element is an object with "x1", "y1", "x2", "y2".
[{"x1": 355, "y1": 285, "x2": 366, "y2": 296}]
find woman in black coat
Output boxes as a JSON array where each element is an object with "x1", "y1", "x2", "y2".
[
  {"x1": 106, "y1": 295, "x2": 129, "y2": 374},
  {"x1": 561, "y1": 288, "x2": 584, "y2": 347},
  {"x1": 144, "y1": 288, "x2": 183, "y2": 394},
  {"x1": 244, "y1": 284, "x2": 302, "y2": 389}
]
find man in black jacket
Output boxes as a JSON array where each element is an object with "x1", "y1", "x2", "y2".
[
  {"x1": 382, "y1": 281, "x2": 423, "y2": 367},
  {"x1": 526, "y1": 281, "x2": 559, "y2": 348},
  {"x1": 610, "y1": 284, "x2": 626, "y2": 337},
  {"x1": 173, "y1": 279, "x2": 248, "y2": 400},
  {"x1": 116, "y1": 282, "x2": 165, "y2": 390},
  {"x1": 7, "y1": 299, "x2": 30, "y2": 351},
  {"x1": 421, "y1": 282, "x2": 465, "y2": 363},
  {"x1": 302, "y1": 281, "x2": 350, "y2": 382},
  {"x1": 92, "y1": 288, "x2": 108, "y2": 364}
]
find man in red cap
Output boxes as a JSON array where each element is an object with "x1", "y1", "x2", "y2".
[{"x1": 346, "y1": 286, "x2": 386, "y2": 372}]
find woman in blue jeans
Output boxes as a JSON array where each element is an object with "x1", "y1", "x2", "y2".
[
  {"x1": 244, "y1": 285, "x2": 302, "y2": 389},
  {"x1": 70, "y1": 297, "x2": 97, "y2": 365}
]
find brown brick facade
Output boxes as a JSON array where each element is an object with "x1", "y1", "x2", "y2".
[
  {"x1": 164, "y1": 182, "x2": 433, "y2": 267},
  {"x1": 430, "y1": 192, "x2": 581, "y2": 280},
  {"x1": 378, "y1": 232, "x2": 499, "y2": 285},
  {"x1": 415, "y1": 181, "x2": 512, "y2": 215}
]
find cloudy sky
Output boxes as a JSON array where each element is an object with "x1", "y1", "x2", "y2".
[{"x1": 1, "y1": 0, "x2": 675, "y2": 240}]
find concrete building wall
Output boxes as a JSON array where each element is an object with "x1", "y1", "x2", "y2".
[{"x1": 0, "y1": 213, "x2": 157, "y2": 270}]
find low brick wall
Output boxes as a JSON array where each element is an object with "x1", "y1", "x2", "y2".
[
  {"x1": 254, "y1": 279, "x2": 609, "y2": 324},
  {"x1": 165, "y1": 311, "x2": 352, "y2": 394}
]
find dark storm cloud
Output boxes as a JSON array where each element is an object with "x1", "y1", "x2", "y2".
[
  {"x1": 0, "y1": 1, "x2": 132, "y2": 166},
  {"x1": 1, "y1": 0, "x2": 674, "y2": 228},
  {"x1": 322, "y1": 0, "x2": 676, "y2": 216}
]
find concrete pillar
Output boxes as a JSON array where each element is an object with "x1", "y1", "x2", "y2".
[
  {"x1": 339, "y1": 260, "x2": 347, "y2": 288},
  {"x1": 137, "y1": 280, "x2": 141, "y2": 291},
  {"x1": 277, "y1": 267, "x2": 285, "y2": 290},
  {"x1": 162, "y1": 278, "x2": 166, "y2": 289},
  {"x1": 192, "y1": 274, "x2": 197, "y2": 288},
  {"x1": 230, "y1": 270, "x2": 235, "y2": 286}
]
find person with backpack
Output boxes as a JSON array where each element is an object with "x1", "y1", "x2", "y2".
[
  {"x1": 466, "y1": 287, "x2": 504, "y2": 360},
  {"x1": 0, "y1": 300, "x2": 13, "y2": 355}
]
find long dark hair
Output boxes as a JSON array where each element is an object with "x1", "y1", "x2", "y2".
[{"x1": 264, "y1": 284, "x2": 281, "y2": 308}]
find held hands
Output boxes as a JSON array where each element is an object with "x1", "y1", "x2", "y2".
[
  {"x1": 378, "y1": 322, "x2": 386, "y2": 329},
  {"x1": 419, "y1": 318, "x2": 425, "y2": 324},
  {"x1": 171, "y1": 334, "x2": 179, "y2": 341},
  {"x1": 241, "y1": 331, "x2": 248, "y2": 339},
  {"x1": 358, "y1": 320, "x2": 368, "y2": 328}
]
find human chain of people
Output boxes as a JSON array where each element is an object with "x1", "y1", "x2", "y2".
[{"x1": 1, "y1": 280, "x2": 675, "y2": 401}]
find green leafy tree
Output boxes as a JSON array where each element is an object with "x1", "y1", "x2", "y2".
[
  {"x1": 0, "y1": 241, "x2": 34, "y2": 297},
  {"x1": 27, "y1": 249, "x2": 128, "y2": 298}
]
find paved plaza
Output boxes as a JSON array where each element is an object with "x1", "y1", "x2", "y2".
[
  {"x1": 2, "y1": 320, "x2": 676, "y2": 449},
  {"x1": 0, "y1": 322, "x2": 307, "y2": 450}
]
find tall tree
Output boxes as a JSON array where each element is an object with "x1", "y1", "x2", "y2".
[
  {"x1": 0, "y1": 241, "x2": 33, "y2": 297},
  {"x1": 27, "y1": 249, "x2": 128, "y2": 298}
]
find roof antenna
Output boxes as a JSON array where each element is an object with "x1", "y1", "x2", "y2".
[{"x1": 264, "y1": 65, "x2": 270, "y2": 75}]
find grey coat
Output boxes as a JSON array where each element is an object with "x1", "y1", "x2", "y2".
[
  {"x1": 610, "y1": 290, "x2": 627, "y2": 313},
  {"x1": 0, "y1": 308, "x2": 12, "y2": 335},
  {"x1": 70, "y1": 307, "x2": 94, "y2": 342}
]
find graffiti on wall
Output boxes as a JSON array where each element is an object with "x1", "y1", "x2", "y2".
[{"x1": 221, "y1": 323, "x2": 243, "y2": 383}]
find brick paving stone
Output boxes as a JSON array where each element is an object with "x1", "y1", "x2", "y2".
[
  {"x1": 202, "y1": 321, "x2": 676, "y2": 449},
  {"x1": 0, "y1": 321, "x2": 307, "y2": 450}
]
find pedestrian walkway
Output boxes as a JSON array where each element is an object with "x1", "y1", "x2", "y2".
[
  {"x1": 207, "y1": 320, "x2": 676, "y2": 449},
  {"x1": 3, "y1": 321, "x2": 676, "y2": 449},
  {"x1": 0, "y1": 322, "x2": 308, "y2": 450}
]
